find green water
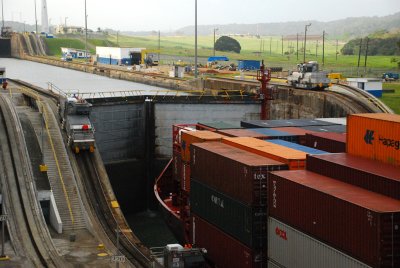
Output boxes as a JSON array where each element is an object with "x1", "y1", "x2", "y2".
[{"x1": 126, "y1": 210, "x2": 178, "y2": 248}]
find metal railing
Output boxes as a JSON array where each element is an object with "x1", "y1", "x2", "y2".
[{"x1": 19, "y1": 86, "x2": 76, "y2": 230}]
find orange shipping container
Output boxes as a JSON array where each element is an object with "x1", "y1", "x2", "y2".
[
  {"x1": 181, "y1": 130, "x2": 227, "y2": 162},
  {"x1": 347, "y1": 113, "x2": 400, "y2": 166},
  {"x1": 222, "y1": 137, "x2": 306, "y2": 169}
]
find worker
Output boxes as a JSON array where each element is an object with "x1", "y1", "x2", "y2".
[{"x1": 2, "y1": 79, "x2": 7, "y2": 90}]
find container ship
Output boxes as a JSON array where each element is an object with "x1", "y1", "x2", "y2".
[{"x1": 155, "y1": 113, "x2": 400, "y2": 268}]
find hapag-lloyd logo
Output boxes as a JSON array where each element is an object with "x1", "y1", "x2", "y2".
[{"x1": 364, "y1": 129, "x2": 400, "y2": 150}]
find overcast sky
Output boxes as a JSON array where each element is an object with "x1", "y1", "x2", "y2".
[{"x1": 3, "y1": 0, "x2": 400, "y2": 32}]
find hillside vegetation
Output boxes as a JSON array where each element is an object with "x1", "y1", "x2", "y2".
[
  {"x1": 176, "y1": 12, "x2": 400, "y2": 39},
  {"x1": 341, "y1": 29, "x2": 400, "y2": 56},
  {"x1": 43, "y1": 34, "x2": 400, "y2": 71}
]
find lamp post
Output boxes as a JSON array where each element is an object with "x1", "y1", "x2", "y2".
[
  {"x1": 34, "y1": 0, "x2": 38, "y2": 34},
  {"x1": 84, "y1": 0, "x2": 88, "y2": 62},
  {"x1": 213, "y1": 27, "x2": 218, "y2": 56},
  {"x1": 194, "y1": 0, "x2": 198, "y2": 78},
  {"x1": 1, "y1": 0, "x2": 4, "y2": 30},
  {"x1": 303, "y1": 23, "x2": 311, "y2": 63}
]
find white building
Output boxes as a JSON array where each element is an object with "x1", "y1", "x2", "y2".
[
  {"x1": 346, "y1": 78, "x2": 382, "y2": 98},
  {"x1": 96, "y1": 47, "x2": 146, "y2": 65}
]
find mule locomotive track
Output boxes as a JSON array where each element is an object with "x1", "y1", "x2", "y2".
[
  {"x1": 0, "y1": 95, "x2": 64, "y2": 267},
  {"x1": 9, "y1": 79, "x2": 154, "y2": 267},
  {"x1": 77, "y1": 152, "x2": 152, "y2": 267}
]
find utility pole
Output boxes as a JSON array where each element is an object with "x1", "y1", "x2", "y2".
[
  {"x1": 357, "y1": 38, "x2": 363, "y2": 76},
  {"x1": 213, "y1": 27, "x2": 218, "y2": 56},
  {"x1": 364, "y1": 37, "x2": 369, "y2": 75},
  {"x1": 322, "y1": 30, "x2": 325, "y2": 66},
  {"x1": 1, "y1": 0, "x2": 4, "y2": 30},
  {"x1": 194, "y1": 0, "x2": 198, "y2": 78},
  {"x1": 296, "y1": 33, "x2": 299, "y2": 60},
  {"x1": 270, "y1": 36, "x2": 272, "y2": 55},
  {"x1": 336, "y1": 39, "x2": 338, "y2": 61},
  {"x1": 84, "y1": 0, "x2": 88, "y2": 63},
  {"x1": 303, "y1": 23, "x2": 311, "y2": 63},
  {"x1": 158, "y1": 30, "x2": 160, "y2": 63}
]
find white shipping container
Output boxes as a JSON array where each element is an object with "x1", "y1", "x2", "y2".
[
  {"x1": 268, "y1": 217, "x2": 371, "y2": 268},
  {"x1": 315, "y1": 117, "x2": 347, "y2": 125}
]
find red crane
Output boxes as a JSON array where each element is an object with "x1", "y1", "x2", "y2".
[{"x1": 257, "y1": 60, "x2": 273, "y2": 120}]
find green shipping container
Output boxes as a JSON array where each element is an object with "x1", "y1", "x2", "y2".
[{"x1": 190, "y1": 179, "x2": 267, "y2": 249}]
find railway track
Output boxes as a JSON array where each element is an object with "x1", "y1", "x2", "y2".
[
  {"x1": 335, "y1": 82, "x2": 393, "y2": 113},
  {"x1": 76, "y1": 152, "x2": 152, "y2": 267},
  {"x1": 0, "y1": 95, "x2": 65, "y2": 267},
  {"x1": 206, "y1": 76, "x2": 393, "y2": 114},
  {"x1": 9, "y1": 79, "x2": 156, "y2": 267}
]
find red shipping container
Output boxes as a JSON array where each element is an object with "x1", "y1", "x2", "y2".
[
  {"x1": 191, "y1": 214, "x2": 266, "y2": 268},
  {"x1": 268, "y1": 170, "x2": 400, "y2": 268},
  {"x1": 305, "y1": 132, "x2": 346, "y2": 153},
  {"x1": 306, "y1": 153, "x2": 400, "y2": 200},
  {"x1": 181, "y1": 162, "x2": 191, "y2": 193},
  {"x1": 191, "y1": 142, "x2": 288, "y2": 205}
]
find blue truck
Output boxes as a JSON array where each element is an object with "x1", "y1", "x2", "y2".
[{"x1": 382, "y1": 72, "x2": 399, "y2": 81}]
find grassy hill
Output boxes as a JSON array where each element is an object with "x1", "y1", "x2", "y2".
[
  {"x1": 44, "y1": 37, "x2": 117, "y2": 56},
  {"x1": 43, "y1": 33, "x2": 399, "y2": 72}
]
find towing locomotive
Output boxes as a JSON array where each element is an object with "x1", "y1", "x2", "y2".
[
  {"x1": 287, "y1": 61, "x2": 331, "y2": 89},
  {"x1": 59, "y1": 95, "x2": 95, "y2": 153}
]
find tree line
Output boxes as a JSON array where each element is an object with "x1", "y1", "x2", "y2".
[{"x1": 341, "y1": 37, "x2": 400, "y2": 56}]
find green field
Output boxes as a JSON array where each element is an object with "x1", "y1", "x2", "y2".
[
  {"x1": 382, "y1": 82, "x2": 400, "y2": 114},
  {"x1": 44, "y1": 34, "x2": 400, "y2": 70}
]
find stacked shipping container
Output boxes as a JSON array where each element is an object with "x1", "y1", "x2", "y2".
[
  {"x1": 305, "y1": 132, "x2": 347, "y2": 152},
  {"x1": 222, "y1": 137, "x2": 307, "y2": 169},
  {"x1": 189, "y1": 142, "x2": 291, "y2": 267},
  {"x1": 180, "y1": 130, "x2": 227, "y2": 192},
  {"x1": 268, "y1": 217, "x2": 371, "y2": 268},
  {"x1": 268, "y1": 170, "x2": 400, "y2": 267},
  {"x1": 191, "y1": 214, "x2": 266, "y2": 268},
  {"x1": 307, "y1": 153, "x2": 400, "y2": 199},
  {"x1": 191, "y1": 142, "x2": 288, "y2": 205},
  {"x1": 165, "y1": 115, "x2": 400, "y2": 268},
  {"x1": 347, "y1": 113, "x2": 400, "y2": 166}
]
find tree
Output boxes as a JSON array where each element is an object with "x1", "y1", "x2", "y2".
[{"x1": 215, "y1": 36, "x2": 241, "y2": 53}]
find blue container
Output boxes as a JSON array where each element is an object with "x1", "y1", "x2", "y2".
[
  {"x1": 237, "y1": 60, "x2": 260, "y2": 70},
  {"x1": 268, "y1": 139, "x2": 328, "y2": 155},
  {"x1": 98, "y1": 57, "x2": 120, "y2": 65},
  {"x1": 248, "y1": 128, "x2": 299, "y2": 143}
]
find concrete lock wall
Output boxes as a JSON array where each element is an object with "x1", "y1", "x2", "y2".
[
  {"x1": 90, "y1": 102, "x2": 146, "y2": 163},
  {"x1": 272, "y1": 88, "x2": 352, "y2": 119},
  {"x1": 154, "y1": 103, "x2": 260, "y2": 157}
]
